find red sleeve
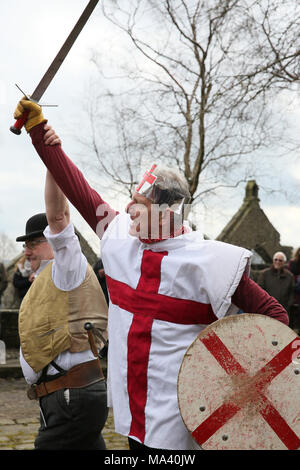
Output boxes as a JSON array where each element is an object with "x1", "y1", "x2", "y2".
[
  {"x1": 29, "y1": 123, "x2": 118, "y2": 236},
  {"x1": 232, "y1": 273, "x2": 289, "y2": 325}
]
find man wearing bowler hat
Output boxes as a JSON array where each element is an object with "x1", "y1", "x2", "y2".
[
  {"x1": 16, "y1": 213, "x2": 54, "y2": 281},
  {"x1": 16, "y1": 170, "x2": 109, "y2": 450}
]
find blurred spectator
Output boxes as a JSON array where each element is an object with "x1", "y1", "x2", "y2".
[
  {"x1": 288, "y1": 247, "x2": 300, "y2": 278},
  {"x1": 295, "y1": 277, "x2": 300, "y2": 332},
  {"x1": 258, "y1": 251, "x2": 295, "y2": 320},
  {"x1": 0, "y1": 262, "x2": 8, "y2": 308},
  {"x1": 287, "y1": 247, "x2": 300, "y2": 331},
  {"x1": 93, "y1": 258, "x2": 109, "y2": 305},
  {"x1": 13, "y1": 254, "x2": 33, "y2": 301}
]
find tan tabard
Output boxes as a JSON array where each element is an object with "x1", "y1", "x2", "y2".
[{"x1": 19, "y1": 262, "x2": 108, "y2": 372}]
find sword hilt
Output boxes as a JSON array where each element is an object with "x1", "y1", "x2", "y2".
[
  {"x1": 84, "y1": 322, "x2": 99, "y2": 358},
  {"x1": 10, "y1": 111, "x2": 29, "y2": 135},
  {"x1": 10, "y1": 0, "x2": 99, "y2": 135}
]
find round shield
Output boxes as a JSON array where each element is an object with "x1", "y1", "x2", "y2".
[{"x1": 177, "y1": 314, "x2": 300, "y2": 450}]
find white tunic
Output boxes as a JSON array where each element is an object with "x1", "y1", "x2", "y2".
[{"x1": 101, "y1": 213, "x2": 251, "y2": 450}]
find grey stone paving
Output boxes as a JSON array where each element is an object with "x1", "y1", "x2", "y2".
[{"x1": 0, "y1": 377, "x2": 129, "y2": 450}]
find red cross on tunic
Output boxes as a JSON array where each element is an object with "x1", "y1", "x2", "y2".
[
  {"x1": 106, "y1": 249, "x2": 217, "y2": 444},
  {"x1": 136, "y1": 164, "x2": 158, "y2": 193}
]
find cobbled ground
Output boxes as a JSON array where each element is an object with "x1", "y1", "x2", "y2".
[{"x1": 0, "y1": 377, "x2": 129, "y2": 450}]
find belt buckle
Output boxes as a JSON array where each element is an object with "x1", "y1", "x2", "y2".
[{"x1": 27, "y1": 384, "x2": 38, "y2": 400}]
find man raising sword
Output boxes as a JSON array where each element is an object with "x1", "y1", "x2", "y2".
[
  {"x1": 12, "y1": 97, "x2": 289, "y2": 450},
  {"x1": 10, "y1": 0, "x2": 289, "y2": 450}
]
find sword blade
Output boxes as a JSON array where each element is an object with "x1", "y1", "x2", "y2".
[{"x1": 31, "y1": 0, "x2": 99, "y2": 102}]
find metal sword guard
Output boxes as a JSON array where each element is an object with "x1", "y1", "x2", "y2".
[
  {"x1": 14, "y1": 83, "x2": 58, "y2": 107},
  {"x1": 84, "y1": 321, "x2": 108, "y2": 360},
  {"x1": 10, "y1": 0, "x2": 99, "y2": 134}
]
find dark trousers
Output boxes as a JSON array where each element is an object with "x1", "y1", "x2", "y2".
[
  {"x1": 128, "y1": 437, "x2": 167, "y2": 451},
  {"x1": 35, "y1": 380, "x2": 108, "y2": 450}
]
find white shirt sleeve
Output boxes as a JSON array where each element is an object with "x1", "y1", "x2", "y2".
[
  {"x1": 19, "y1": 347, "x2": 97, "y2": 385},
  {"x1": 43, "y1": 222, "x2": 88, "y2": 291},
  {"x1": 19, "y1": 347, "x2": 42, "y2": 384}
]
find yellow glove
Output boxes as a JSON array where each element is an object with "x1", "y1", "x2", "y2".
[{"x1": 13, "y1": 98, "x2": 47, "y2": 132}]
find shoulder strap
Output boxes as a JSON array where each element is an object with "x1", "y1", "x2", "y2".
[{"x1": 50, "y1": 360, "x2": 66, "y2": 374}]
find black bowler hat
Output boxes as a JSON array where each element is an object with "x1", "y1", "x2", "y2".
[{"x1": 16, "y1": 213, "x2": 48, "y2": 242}]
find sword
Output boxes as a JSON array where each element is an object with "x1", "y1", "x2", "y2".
[{"x1": 10, "y1": 0, "x2": 99, "y2": 135}]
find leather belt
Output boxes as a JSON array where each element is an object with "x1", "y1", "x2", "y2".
[{"x1": 27, "y1": 358, "x2": 104, "y2": 400}]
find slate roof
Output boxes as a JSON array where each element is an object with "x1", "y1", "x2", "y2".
[{"x1": 216, "y1": 180, "x2": 292, "y2": 264}]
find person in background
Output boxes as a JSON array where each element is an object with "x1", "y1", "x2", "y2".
[
  {"x1": 288, "y1": 247, "x2": 300, "y2": 279},
  {"x1": 0, "y1": 262, "x2": 8, "y2": 308},
  {"x1": 13, "y1": 254, "x2": 33, "y2": 301},
  {"x1": 294, "y1": 277, "x2": 300, "y2": 334},
  {"x1": 287, "y1": 247, "x2": 300, "y2": 331},
  {"x1": 93, "y1": 259, "x2": 109, "y2": 360},
  {"x1": 258, "y1": 251, "x2": 295, "y2": 323},
  {"x1": 93, "y1": 258, "x2": 109, "y2": 305}
]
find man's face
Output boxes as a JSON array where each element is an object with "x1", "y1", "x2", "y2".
[
  {"x1": 126, "y1": 192, "x2": 176, "y2": 240},
  {"x1": 23, "y1": 237, "x2": 53, "y2": 272},
  {"x1": 126, "y1": 192, "x2": 154, "y2": 238},
  {"x1": 273, "y1": 254, "x2": 285, "y2": 270}
]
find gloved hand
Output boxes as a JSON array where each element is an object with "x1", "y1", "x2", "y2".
[{"x1": 14, "y1": 98, "x2": 47, "y2": 132}]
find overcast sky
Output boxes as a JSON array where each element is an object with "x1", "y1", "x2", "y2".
[
  {"x1": 0, "y1": 0, "x2": 115, "y2": 256},
  {"x1": 0, "y1": 0, "x2": 300, "y2": 260}
]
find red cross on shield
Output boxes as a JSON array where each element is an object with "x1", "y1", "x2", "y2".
[{"x1": 177, "y1": 314, "x2": 300, "y2": 450}]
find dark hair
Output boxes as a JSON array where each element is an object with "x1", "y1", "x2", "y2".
[
  {"x1": 294, "y1": 248, "x2": 300, "y2": 262},
  {"x1": 93, "y1": 259, "x2": 104, "y2": 273}
]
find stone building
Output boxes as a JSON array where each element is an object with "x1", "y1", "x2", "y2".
[
  {"x1": 216, "y1": 180, "x2": 293, "y2": 271},
  {"x1": 216, "y1": 180, "x2": 299, "y2": 331}
]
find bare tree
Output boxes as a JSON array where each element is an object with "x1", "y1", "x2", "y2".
[
  {"x1": 0, "y1": 232, "x2": 18, "y2": 262},
  {"x1": 242, "y1": 0, "x2": 300, "y2": 86},
  {"x1": 79, "y1": 0, "x2": 299, "y2": 206}
]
